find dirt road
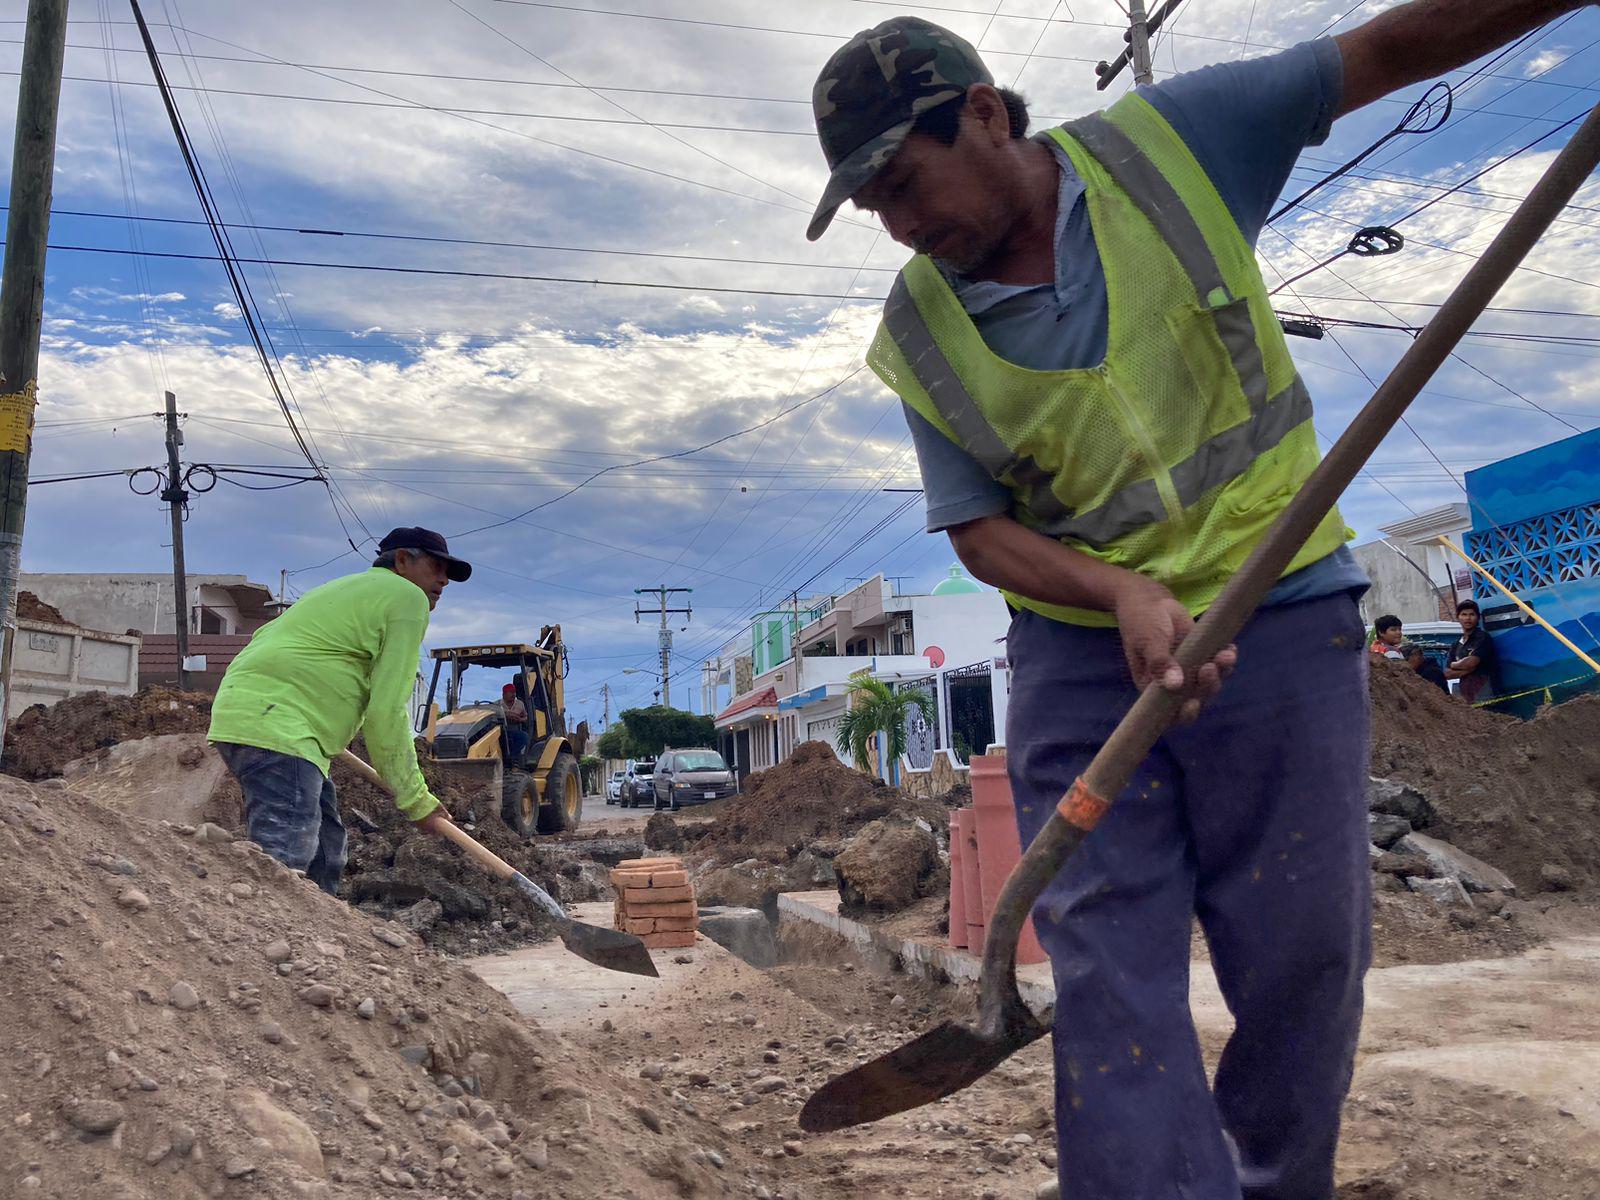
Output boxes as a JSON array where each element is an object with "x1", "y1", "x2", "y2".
[{"x1": 472, "y1": 912, "x2": 1600, "y2": 1199}]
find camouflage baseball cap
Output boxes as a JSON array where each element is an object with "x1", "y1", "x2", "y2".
[{"x1": 808, "y1": 16, "x2": 992, "y2": 241}]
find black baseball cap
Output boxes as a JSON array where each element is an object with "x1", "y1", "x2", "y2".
[{"x1": 378, "y1": 526, "x2": 473, "y2": 582}]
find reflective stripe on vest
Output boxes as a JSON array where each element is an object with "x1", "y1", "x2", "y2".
[
  {"x1": 1061, "y1": 113, "x2": 1270, "y2": 417},
  {"x1": 885, "y1": 112, "x2": 1303, "y2": 547}
]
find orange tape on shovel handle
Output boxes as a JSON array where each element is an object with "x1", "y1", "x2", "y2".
[{"x1": 1056, "y1": 777, "x2": 1110, "y2": 831}]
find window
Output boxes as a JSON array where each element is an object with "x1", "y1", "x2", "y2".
[{"x1": 674, "y1": 751, "x2": 727, "y2": 771}]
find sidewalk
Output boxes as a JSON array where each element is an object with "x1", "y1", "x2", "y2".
[{"x1": 468, "y1": 900, "x2": 725, "y2": 1032}]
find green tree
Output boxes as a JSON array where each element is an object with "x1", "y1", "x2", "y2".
[
  {"x1": 615, "y1": 706, "x2": 716, "y2": 757},
  {"x1": 595, "y1": 727, "x2": 633, "y2": 761},
  {"x1": 836, "y1": 677, "x2": 934, "y2": 775}
]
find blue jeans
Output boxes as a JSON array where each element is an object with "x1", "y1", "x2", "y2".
[
  {"x1": 1007, "y1": 592, "x2": 1372, "y2": 1200},
  {"x1": 214, "y1": 742, "x2": 347, "y2": 895}
]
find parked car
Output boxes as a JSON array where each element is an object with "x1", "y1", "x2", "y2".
[
  {"x1": 621, "y1": 758, "x2": 656, "y2": 808},
  {"x1": 605, "y1": 771, "x2": 626, "y2": 804},
  {"x1": 652, "y1": 748, "x2": 738, "y2": 811}
]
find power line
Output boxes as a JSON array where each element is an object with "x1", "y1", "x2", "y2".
[
  {"x1": 448, "y1": 366, "x2": 869, "y2": 539},
  {"x1": 484, "y1": 0, "x2": 1099, "y2": 62},
  {"x1": 1268, "y1": 105, "x2": 1594, "y2": 294}
]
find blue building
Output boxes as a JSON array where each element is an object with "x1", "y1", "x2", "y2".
[{"x1": 1463, "y1": 425, "x2": 1600, "y2": 714}]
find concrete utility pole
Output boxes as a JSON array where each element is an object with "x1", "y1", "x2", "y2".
[
  {"x1": 600, "y1": 682, "x2": 611, "y2": 729},
  {"x1": 162, "y1": 392, "x2": 191, "y2": 691},
  {"x1": 634, "y1": 585, "x2": 692, "y2": 708},
  {"x1": 0, "y1": 0, "x2": 70, "y2": 751},
  {"x1": 1126, "y1": 0, "x2": 1155, "y2": 86},
  {"x1": 1096, "y1": 0, "x2": 1182, "y2": 90}
]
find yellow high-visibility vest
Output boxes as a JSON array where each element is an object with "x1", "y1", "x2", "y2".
[{"x1": 870, "y1": 94, "x2": 1351, "y2": 627}]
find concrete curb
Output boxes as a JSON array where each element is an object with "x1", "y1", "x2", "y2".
[{"x1": 776, "y1": 890, "x2": 1055, "y2": 1017}]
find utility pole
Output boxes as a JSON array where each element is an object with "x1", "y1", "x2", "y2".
[
  {"x1": 0, "y1": 0, "x2": 69, "y2": 750},
  {"x1": 163, "y1": 392, "x2": 191, "y2": 691},
  {"x1": 600, "y1": 682, "x2": 611, "y2": 730},
  {"x1": 633, "y1": 585, "x2": 692, "y2": 708},
  {"x1": 1096, "y1": 0, "x2": 1182, "y2": 90},
  {"x1": 1126, "y1": 0, "x2": 1155, "y2": 86}
]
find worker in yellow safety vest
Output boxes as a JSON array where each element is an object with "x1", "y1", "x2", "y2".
[{"x1": 805, "y1": 5, "x2": 1588, "y2": 1197}]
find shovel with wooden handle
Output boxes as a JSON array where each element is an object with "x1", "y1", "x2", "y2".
[
  {"x1": 339, "y1": 751, "x2": 658, "y2": 978},
  {"x1": 799, "y1": 100, "x2": 1600, "y2": 1135}
]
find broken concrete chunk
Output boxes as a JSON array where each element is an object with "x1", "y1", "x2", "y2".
[
  {"x1": 1406, "y1": 875, "x2": 1474, "y2": 909},
  {"x1": 1366, "y1": 777, "x2": 1437, "y2": 829},
  {"x1": 696, "y1": 907, "x2": 777, "y2": 969},
  {"x1": 1367, "y1": 812, "x2": 1412, "y2": 850},
  {"x1": 1392, "y1": 832, "x2": 1516, "y2": 894}
]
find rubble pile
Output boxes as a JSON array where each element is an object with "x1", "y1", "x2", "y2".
[
  {"x1": 685, "y1": 741, "x2": 953, "y2": 916},
  {"x1": 2, "y1": 686, "x2": 212, "y2": 780},
  {"x1": 336, "y1": 750, "x2": 590, "y2": 957},
  {"x1": 0, "y1": 775, "x2": 758, "y2": 1199},
  {"x1": 1368, "y1": 659, "x2": 1600, "y2": 893}
]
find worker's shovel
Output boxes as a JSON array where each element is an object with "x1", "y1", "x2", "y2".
[
  {"x1": 338, "y1": 751, "x2": 658, "y2": 978},
  {"x1": 800, "y1": 100, "x2": 1600, "y2": 1134}
]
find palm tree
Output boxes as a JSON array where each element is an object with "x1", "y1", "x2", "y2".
[{"x1": 835, "y1": 677, "x2": 934, "y2": 778}]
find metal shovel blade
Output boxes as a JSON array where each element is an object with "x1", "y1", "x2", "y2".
[
  {"x1": 555, "y1": 918, "x2": 659, "y2": 978},
  {"x1": 507, "y1": 871, "x2": 659, "y2": 978},
  {"x1": 800, "y1": 1008, "x2": 1050, "y2": 1132}
]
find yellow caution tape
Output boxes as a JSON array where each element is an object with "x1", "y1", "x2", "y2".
[
  {"x1": 1472, "y1": 672, "x2": 1596, "y2": 709},
  {"x1": 0, "y1": 382, "x2": 37, "y2": 454}
]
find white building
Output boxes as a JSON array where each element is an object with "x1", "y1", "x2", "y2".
[
  {"x1": 1348, "y1": 503, "x2": 1472, "y2": 627},
  {"x1": 21, "y1": 572, "x2": 281, "y2": 637},
  {"x1": 710, "y1": 567, "x2": 1011, "y2": 783}
]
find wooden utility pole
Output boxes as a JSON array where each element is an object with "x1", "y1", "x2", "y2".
[
  {"x1": 0, "y1": 0, "x2": 70, "y2": 751},
  {"x1": 162, "y1": 392, "x2": 192, "y2": 690}
]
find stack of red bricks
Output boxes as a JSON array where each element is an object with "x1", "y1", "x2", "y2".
[{"x1": 610, "y1": 856, "x2": 697, "y2": 949}]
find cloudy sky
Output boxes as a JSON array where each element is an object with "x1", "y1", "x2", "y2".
[{"x1": 8, "y1": 0, "x2": 1600, "y2": 726}]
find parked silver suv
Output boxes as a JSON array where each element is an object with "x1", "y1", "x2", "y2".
[{"x1": 652, "y1": 748, "x2": 737, "y2": 811}]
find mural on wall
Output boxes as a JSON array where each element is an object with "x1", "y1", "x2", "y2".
[
  {"x1": 901, "y1": 678, "x2": 938, "y2": 770},
  {"x1": 1463, "y1": 427, "x2": 1600, "y2": 712}
]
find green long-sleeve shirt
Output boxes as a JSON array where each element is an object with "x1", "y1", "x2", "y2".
[{"x1": 208, "y1": 567, "x2": 439, "y2": 820}]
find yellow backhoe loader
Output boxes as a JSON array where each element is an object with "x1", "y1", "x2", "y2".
[{"x1": 416, "y1": 626, "x2": 588, "y2": 837}]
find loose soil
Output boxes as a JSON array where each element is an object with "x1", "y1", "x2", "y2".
[
  {"x1": 0, "y1": 774, "x2": 765, "y2": 1199},
  {"x1": 692, "y1": 742, "x2": 950, "y2": 859},
  {"x1": 322, "y1": 743, "x2": 581, "y2": 958},
  {"x1": 2, "y1": 687, "x2": 213, "y2": 781},
  {"x1": 17, "y1": 590, "x2": 75, "y2": 627},
  {"x1": 1368, "y1": 659, "x2": 1600, "y2": 893},
  {"x1": 550, "y1": 913, "x2": 1600, "y2": 1200}
]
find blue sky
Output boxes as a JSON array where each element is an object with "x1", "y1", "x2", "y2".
[{"x1": 7, "y1": 0, "x2": 1600, "y2": 728}]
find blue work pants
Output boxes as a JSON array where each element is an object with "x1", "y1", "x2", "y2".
[
  {"x1": 1006, "y1": 592, "x2": 1372, "y2": 1200},
  {"x1": 214, "y1": 742, "x2": 347, "y2": 895}
]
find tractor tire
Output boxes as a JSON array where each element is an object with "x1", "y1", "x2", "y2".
[
  {"x1": 537, "y1": 753, "x2": 583, "y2": 834},
  {"x1": 500, "y1": 768, "x2": 540, "y2": 840}
]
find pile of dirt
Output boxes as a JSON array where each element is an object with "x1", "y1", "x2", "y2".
[
  {"x1": 2, "y1": 687, "x2": 212, "y2": 780},
  {"x1": 330, "y1": 746, "x2": 600, "y2": 958},
  {"x1": 17, "y1": 590, "x2": 75, "y2": 626},
  {"x1": 694, "y1": 741, "x2": 949, "y2": 858},
  {"x1": 1368, "y1": 660, "x2": 1600, "y2": 893},
  {"x1": 832, "y1": 815, "x2": 947, "y2": 914},
  {"x1": 0, "y1": 774, "x2": 759, "y2": 1198}
]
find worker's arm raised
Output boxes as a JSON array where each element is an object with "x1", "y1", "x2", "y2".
[
  {"x1": 1337, "y1": 0, "x2": 1591, "y2": 117},
  {"x1": 947, "y1": 514, "x2": 1237, "y2": 723},
  {"x1": 363, "y1": 595, "x2": 441, "y2": 824}
]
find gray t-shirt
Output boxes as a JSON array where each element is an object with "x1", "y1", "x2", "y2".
[{"x1": 902, "y1": 37, "x2": 1368, "y2": 606}]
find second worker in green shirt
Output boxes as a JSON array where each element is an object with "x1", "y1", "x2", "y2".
[{"x1": 208, "y1": 526, "x2": 471, "y2": 894}]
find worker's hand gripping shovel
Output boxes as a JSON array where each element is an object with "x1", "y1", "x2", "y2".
[
  {"x1": 800, "y1": 100, "x2": 1600, "y2": 1134},
  {"x1": 339, "y1": 751, "x2": 659, "y2": 978}
]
